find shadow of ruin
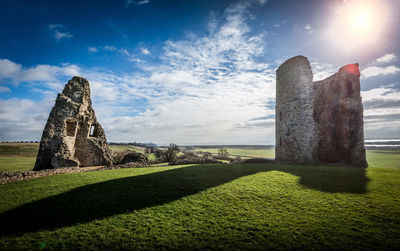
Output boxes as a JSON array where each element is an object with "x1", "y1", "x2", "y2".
[{"x1": 0, "y1": 164, "x2": 368, "y2": 237}]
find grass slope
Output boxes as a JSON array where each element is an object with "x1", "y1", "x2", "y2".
[{"x1": 0, "y1": 155, "x2": 400, "y2": 249}]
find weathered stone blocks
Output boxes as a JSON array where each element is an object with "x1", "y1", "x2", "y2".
[
  {"x1": 34, "y1": 76, "x2": 113, "y2": 170},
  {"x1": 275, "y1": 56, "x2": 367, "y2": 167}
]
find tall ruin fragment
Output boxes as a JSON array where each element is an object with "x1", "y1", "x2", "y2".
[
  {"x1": 34, "y1": 76, "x2": 113, "y2": 170},
  {"x1": 275, "y1": 56, "x2": 367, "y2": 167}
]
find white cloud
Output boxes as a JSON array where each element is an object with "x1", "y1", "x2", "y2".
[
  {"x1": 0, "y1": 98, "x2": 53, "y2": 141},
  {"x1": 6, "y1": 1, "x2": 399, "y2": 144},
  {"x1": 88, "y1": 47, "x2": 98, "y2": 52},
  {"x1": 304, "y1": 24, "x2": 313, "y2": 34},
  {"x1": 102, "y1": 45, "x2": 117, "y2": 52},
  {"x1": 361, "y1": 85, "x2": 400, "y2": 102},
  {"x1": 141, "y1": 48, "x2": 150, "y2": 55},
  {"x1": 89, "y1": 2, "x2": 275, "y2": 144},
  {"x1": 361, "y1": 85, "x2": 400, "y2": 139},
  {"x1": 361, "y1": 65, "x2": 400, "y2": 78},
  {"x1": 136, "y1": 0, "x2": 150, "y2": 5},
  {"x1": 0, "y1": 2, "x2": 275, "y2": 144},
  {"x1": 311, "y1": 61, "x2": 338, "y2": 81},
  {"x1": 0, "y1": 59, "x2": 80, "y2": 86},
  {"x1": 48, "y1": 24, "x2": 72, "y2": 41},
  {"x1": 0, "y1": 86, "x2": 11, "y2": 93},
  {"x1": 258, "y1": 0, "x2": 267, "y2": 5},
  {"x1": 125, "y1": 0, "x2": 149, "y2": 7},
  {"x1": 376, "y1": 53, "x2": 397, "y2": 64}
]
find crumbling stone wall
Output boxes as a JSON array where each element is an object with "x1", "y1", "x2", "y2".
[
  {"x1": 34, "y1": 76, "x2": 113, "y2": 170},
  {"x1": 275, "y1": 56, "x2": 367, "y2": 167}
]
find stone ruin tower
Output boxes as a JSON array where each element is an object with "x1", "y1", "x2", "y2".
[
  {"x1": 34, "y1": 76, "x2": 113, "y2": 170},
  {"x1": 275, "y1": 56, "x2": 367, "y2": 167}
]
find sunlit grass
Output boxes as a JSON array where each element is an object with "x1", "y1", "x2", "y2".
[{"x1": 0, "y1": 162, "x2": 399, "y2": 250}]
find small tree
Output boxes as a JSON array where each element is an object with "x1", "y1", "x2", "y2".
[
  {"x1": 164, "y1": 143, "x2": 180, "y2": 163},
  {"x1": 217, "y1": 147, "x2": 229, "y2": 159}
]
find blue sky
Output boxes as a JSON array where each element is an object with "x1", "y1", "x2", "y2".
[{"x1": 0, "y1": 0, "x2": 399, "y2": 144}]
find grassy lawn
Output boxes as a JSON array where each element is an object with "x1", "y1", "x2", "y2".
[
  {"x1": 0, "y1": 157, "x2": 36, "y2": 172},
  {"x1": 367, "y1": 150, "x2": 400, "y2": 169},
  {"x1": 194, "y1": 147, "x2": 275, "y2": 159},
  {"x1": 0, "y1": 144, "x2": 150, "y2": 172},
  {"x1": 0, "y1": 148, "x2": 399, "y2": 249},
  {"x1": 0, "y1": 143, "x2": 39, "y2": 172}
]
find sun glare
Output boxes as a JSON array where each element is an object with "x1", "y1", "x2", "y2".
[{"x1": 329, "y1": 0, "x2": 387, "y2": 50}]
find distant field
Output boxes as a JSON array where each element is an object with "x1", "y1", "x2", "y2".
[
  {"x1": 109, "y1": 145, "x2": 146, "y2": 154},
  {"x1": 0, "y1": 143, "x2": 399, "y2": 172},
  {"x1": 367, "y1": 150, "x2": 400, "y2": 168},
  {"x1": 0, "y1": 143, "x2": 39, "y2": 172},
  {"x1": 193, "y1": 147, "x2": 275, "y2": 159}
]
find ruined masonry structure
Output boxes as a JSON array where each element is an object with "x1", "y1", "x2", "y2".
[
  {"x1": 34, "y1": 76, "x2": 113, "y2": 170},
  {"x1": 275, "y1": 56, "x2": 368, "y2": 167}
]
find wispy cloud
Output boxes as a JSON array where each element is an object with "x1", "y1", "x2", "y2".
[
  {"x1": 0, "y1": 1, "x2": 275, "y2": 144},
  {"x1": 304, "y1": 24, "x2": 313, "y2": 34},
  {"x1": 376, "y1": 53, "x2": 397, "y2": 64},
  {"x1": 0, "y1": 86, "x2": 11, "y2": 93},
  {"x1": 141, "y1": 48, "x2": 150, "y2": 55},
  {"x1": 0, "y1": 59, "x2": 80, "y2": 85},
  {"x1": 48, "y1": 24, "x2": 72, "y2": 42},
  {"x1": 361, "y1": 65, "x2": 400, "y2": 78},
  {"x1": 125, "y1": 0, "x2": 150, "y2": 8},
  {"x1": 88, "y1": 47, "x2": 98, "y2": 53},
  {"x1": 361, "y1": 85, "x2": 400, "y2": 138}
]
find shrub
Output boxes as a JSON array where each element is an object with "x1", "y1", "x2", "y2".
[{"x1": 170, "y1": 152, "x2": 222, "y2": 165}]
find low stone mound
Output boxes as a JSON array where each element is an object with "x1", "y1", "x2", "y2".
[
  {"x1": 170, "y1": 152, "x2": 222, "y2": 165},
  {"x1": 119, "y1": 152, "x2": 149, "y2": 165}
]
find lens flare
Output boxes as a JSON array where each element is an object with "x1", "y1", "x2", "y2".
[{"x1": 329, "y1": 0, "x2": 387, "y2": 50}]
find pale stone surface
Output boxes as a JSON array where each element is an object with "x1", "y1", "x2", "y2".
[
  {"x1": 34, "y1": 76, "x2": 113, "y2": 170},
  {"x1": 275, "y1": 56, "x2": 367, "y2": 167}
]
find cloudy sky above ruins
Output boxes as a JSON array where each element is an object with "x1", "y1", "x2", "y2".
[{"x1": 0, "y1": 0, "x2": 399, "y2": 144}]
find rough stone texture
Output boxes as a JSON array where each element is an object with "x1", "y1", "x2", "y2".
[
  {"x1": 0, "y1": 167, "x2": 100, "y2": 184},
  {"x1": 275, "y1": 56, "x2": 367, "y2": 167},
  {"x1": 119, "y1": 152, "x2": 149, "y2": 165},
  {"x1": 275, "y1": 56, "x2": 316, "y2": 163},
  {"x1": 34, "y1": 76, "x2": 113, "y2": 170}
]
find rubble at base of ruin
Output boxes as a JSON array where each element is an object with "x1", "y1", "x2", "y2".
[
  {"x1": 275, "y1": 55, "x2": 368, "y2": 167},
  {"x1": 34, "y1": 76, "x2": 113, "y2": 170}
]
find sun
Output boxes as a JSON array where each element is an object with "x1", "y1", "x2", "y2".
[{"x1": 329, "y1": 0, "x2": 387, "y2": 50}]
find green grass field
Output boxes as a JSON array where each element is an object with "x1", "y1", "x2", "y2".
[{"x1": 0, "y1": 144, "x2": 399, "y2": 249}]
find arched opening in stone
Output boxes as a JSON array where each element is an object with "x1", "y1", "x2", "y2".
[
  {"x1": 66, "y1": 119, "x2": 77, "y2": 137},
  {"x1": 89, "y1": 124, "x2": 98, "y2": 137}
]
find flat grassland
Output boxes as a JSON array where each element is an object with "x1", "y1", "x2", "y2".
[
  {"x1": 193, "y1": 147, "x2": 275, "y2": 159},
  {"x1": 0, "y1": 143, "x2": 38, "y2": 172},
  {"x1": 0, "y1": 143, "x2": 147, "y2": 172},
  {"x1": 0, "y1": 143, "x2": 399, "y2": 250}
]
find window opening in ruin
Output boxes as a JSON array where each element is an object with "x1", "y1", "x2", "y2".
[
  {"x1": 279, "y1": 112, "x2": 282, "y2": 121},
  {"x1": 279, "y1": 137, "x2": 282, "y2": 146},
  {"x1": 66, "y1": 120, "x2": 77, "y2": 137},
  {"x1": 89, "y1": 124, "x2": 97, "y2": 137}
]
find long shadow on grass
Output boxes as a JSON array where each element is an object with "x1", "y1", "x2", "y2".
[{"x1": 0, "y1": 163, "x2": 368, "y2": 236}]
